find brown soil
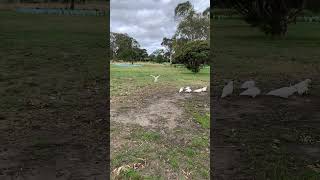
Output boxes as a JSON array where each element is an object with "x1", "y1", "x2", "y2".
[
  {"x1": 0, "y1": 88, "x2": 108, "y2": 179},
  {"x1": 110, "y1": 88, "x2": 210, "y2": 179},
  {"x1": 212, "y1": 94, "x2": 320, "y2": 179},
  {"x1": 111, "y1": 93, "x2": 191, "y2": 129}
]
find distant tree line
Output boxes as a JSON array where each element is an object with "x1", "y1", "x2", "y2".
[
  {"x1": 110, "y1": 32, "x2": 148, "y2": 64},
  {"x1": 110, "y1": 32, "x2": 171, "y2": 64},
  {"x1": 214, "y1": 0, "x2": 320, "y2": 12},
  {"x1": 110, "y1": 1, "x2": 210, "y2": 73}
]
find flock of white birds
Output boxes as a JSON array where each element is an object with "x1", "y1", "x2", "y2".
[
  {"x1": 149, "y1": 74, "x2": 311, "y2": 98},
  {"x1": 221, "y1": 79, "x2": 312, "y2": 98},
  {"x1": 149, "y1": 75, "x2": 208, "y2": 93},
  {"x1": 179, "y1": 86, "x2": 207, "y2": 93}
]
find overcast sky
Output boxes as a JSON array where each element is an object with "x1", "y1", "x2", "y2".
[{"x1": 111, "y1": 0, "x2": 209, "y2": 54}]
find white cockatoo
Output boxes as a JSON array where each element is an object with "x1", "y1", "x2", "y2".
[
  {"x1": 201, "y1": 86, "x2": 207, "y2": 92},
  {"x1": 185, "y1": 86, "x2": 192, "y2": 93},
  {"x1": 193, "y1": 88, "x2": 203, "y2": 93},
  {"x1": 241, "y1": 80, "x2": 255, "y2": 89},
  {"x1": 221, "y1": 81, "x2": 233, "y2": 98},
  {"x1": 150, "y1": 75, "x2": 160, "y2": 82},
  {"x1": 240, "y1": 87, "x2": 261, "y2": 98},
  {"x1": 179, "y1": 87, "x2": 184, "y2": 93},
  {"x1": 293, "y1": 79, "x2": 311, "y2": 95},
  {"x1": 192, "y1": 86, "x2": 207, "y2": 93},
  {"x1": 266, "y1": 86, "x2": 297, "y2": 98}
]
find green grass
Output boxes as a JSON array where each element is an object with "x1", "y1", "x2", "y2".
[
  {"x1": 120, "y1": 168, "x2": 143, "y2": 180},
  {"x1": 110, "y1": 61, "x2": 210, "y2": 179},
  {"x1": 191, "y1": 136, "x2": 209, "y2": 148},
  {"x1": 110, "y1": 62, "x2": 209, "y2": 97},
  {"x1": 133, "y1": 130, "x2": 161, "y2": 141},
  {"x1": 0, "y1": 11, "x2": 107, "y2": 111},
  {"x1": 111, "y1": 123, "x2": 210, "y2": 179},
  {"x1": 193, "y1": 113, "x2": 210, "y2": 129}
]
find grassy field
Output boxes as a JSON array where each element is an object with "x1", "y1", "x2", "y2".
[
  {"x1": 110, "y1": 63, "x2": 209, "y2": 97},
  {"x1": 0, "y1": 11, "x2": 108, "y2": 178},
  {"x1": 212, "y1": 19, "x2": 320, "y2": 179},
  {"x1": 110, "y1": 63, "x2": 210, "y2": 179}
]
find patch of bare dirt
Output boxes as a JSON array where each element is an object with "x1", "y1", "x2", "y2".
[
  {"x1": 111, "y1": 91, "x2": 193, "y2": 129},
  {"x1": 111, "y1": 89, "x2": 210, "y2": 179}
]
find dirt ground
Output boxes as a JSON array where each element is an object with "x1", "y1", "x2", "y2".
[
  {"x1": 212, "y1": 92, "x2": 320, "y2": 179},
  {"x1": 110, "y1": 87, "x2": 210, "y2": 179},
  {"x1": 0, "y1": 84, "x2": 108, "y2": 180}
]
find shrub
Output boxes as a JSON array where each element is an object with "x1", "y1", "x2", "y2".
[{"x1": 174, "y1": 40, "x2": 209, "y2": 73}]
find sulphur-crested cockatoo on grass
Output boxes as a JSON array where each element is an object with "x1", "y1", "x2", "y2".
[
  {"x1": 193, "y1": 88, "x2": 203, "y2": 93},
  {"x1": 240, "y1": 87, "x2": 261, "y2": 98},
  {"x1": 185, "y1": 86, "x2": 192, "y2": 93},
  {"x1": 266, "y1": 86, "x2": 297, "y2": 98},
  {"x1": 241, "y1": 80, "x2": 255, "y2": 89},
  {"x1": 179, "y1": 87, "x2": 184, "y2": 93},
  {"x1": 221, "y1": 81, "x2": 233, "y2": 98},
  {"x1": 293, "y1": 79, "x2": 311, "y2": 95},
  {"x1": 201, "y1": 86, "x2": 207, "y2": 92}
]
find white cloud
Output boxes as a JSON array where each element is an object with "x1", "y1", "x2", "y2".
[{"x1": 110, "y1": 0, "x2": 209, "y2": 54}]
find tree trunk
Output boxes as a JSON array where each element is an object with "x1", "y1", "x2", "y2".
[{"x1": 70, "y1": 0, "x2": 74, "y2": 10}]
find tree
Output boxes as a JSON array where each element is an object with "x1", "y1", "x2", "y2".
[
  {"x1": 227, "y1": 0, "x2": 305, "y2": 37},
  {"x1": 110, "y1": 32, "x2": 145, "y2": 64},
  {"x1": 174, "y1": 1, "x2": 193, "y2": 20},
  {"x1": 136, "y1": 48, "x2": 148, "y2": 61},
  {"x1": 174, "y1": 40, "x2": 209, "y2": 73},
  {"x1": 70, "y1": 0, "x2": 75, "y2": 9},
  {"x1": 171, "y1": 1, "x2": 210, "y2": 69},
  {"x1": 161, "y1": 37, "x2": 174, "y2": 64},
  {"x1": 174, "y1": 1, "x2": 209, "y2": 41},
  {"x1": 150, "y1": 49, "x2": 168, "y2": 63}
]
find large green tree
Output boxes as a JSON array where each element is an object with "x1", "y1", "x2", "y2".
[
  {"x1": 150, "y1": 49, "x2": 168, "y2": 63},
  {"x1": 174, "y1": 40, "x2": 209, "y2": 73},
  {"x1": 227, "y1": 0, "x2": 305, "y2": 37},
  {"x1": 110, "y1": 32, "x2": 145, "y2": 63},
  {"x1": 174, "y1": 1, "x2": 210, "y2": 41},
  {"x1": 170, "y1": 1, "x2": 210, "y2": 73},
  {"x1": 161, "y1": 37, "x2": 174, "y2": 64}
]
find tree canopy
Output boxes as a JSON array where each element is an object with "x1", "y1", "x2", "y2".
[
  {"x1": 226, "y1": 0, "x2": 305, "y2": 36},
  {"x1": 174, "y1": 40, "x2": 209, "y2": 73},
  {"x1": 161, "y1": 37, "x2": 174, "y2": 63},
  {"x1": 110, "y1": 32, "x2": 147, "y2": 63},
  {"x1": 171, "y1": 1, "x2": 210, "y2": 73},
  {"x1": 174, "y1": 1, "x2": 209, "y2": 41}
]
